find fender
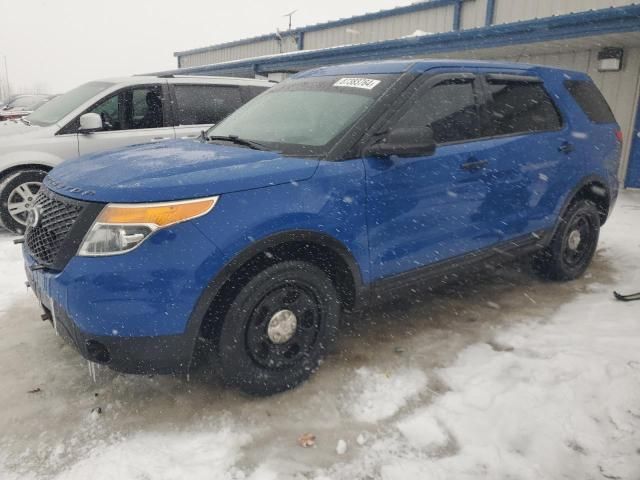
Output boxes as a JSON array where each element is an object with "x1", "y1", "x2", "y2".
[
  {"x1": 547, "y1": 173, "x2": 612, "y2": 243},
  {"x1": 0, "y1": 151, "x2": 63, "y2": 175},
  {"x1": 181, "y1": 229, "x2": 366, "y2": 368}
]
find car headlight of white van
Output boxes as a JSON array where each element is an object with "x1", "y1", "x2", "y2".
[{"x1": 78, "y1": 196, "x2": 219, "y2": 256}]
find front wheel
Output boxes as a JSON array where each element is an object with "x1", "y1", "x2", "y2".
[
  {"x1": 216, "y1": 261, "x2": 340, "y2": 395},
  {"x1": 533, "y1": 199, "x2": 601, "y2": 281},
  {"x1": 0, "y1": 169, "x2": 47, "y2": 234}
]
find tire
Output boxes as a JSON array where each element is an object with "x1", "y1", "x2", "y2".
[
  {"x1": 0, "y1": 169, "x2": 47, "y2": 234},
  {"x1": 533, "y1": 199, "x2": 601, "y2": 281},
  {"x1": 216, "y1": 260, "x2": 340, "y2": 395}
]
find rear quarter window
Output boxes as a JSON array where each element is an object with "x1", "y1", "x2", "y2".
[
  {"x1": 483, "y1": 79, "x2": 562, "y2": 136},
  {"x1": 564, "y1": 80, "x2": 616, "y2": 124},
  {"x1": 241, "y1": 85, "x2": 270, "y2": 103}
]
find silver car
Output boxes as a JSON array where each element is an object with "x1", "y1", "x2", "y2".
[{"x1": 0, "y1": 75, "x2": 271, "y2": 233}]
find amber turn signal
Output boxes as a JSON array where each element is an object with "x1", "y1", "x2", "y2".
[{"x1": 97, "y1": 197, "x2": 219, "y2": 228}]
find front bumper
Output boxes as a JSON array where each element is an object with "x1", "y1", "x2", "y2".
[
  {"x1": 35, "y1": 299, "x2": 194, "y2": 374},
  {"x1": 23, "y1": 221, "x2": 225, "y2": 374}
]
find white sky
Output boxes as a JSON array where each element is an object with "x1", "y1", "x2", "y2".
[{"x1": 1, "y1": 0, "x2": 414, "y2": 94}]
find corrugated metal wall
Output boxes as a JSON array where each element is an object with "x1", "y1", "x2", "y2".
[
  {"x1": 493, "y1": 0, "x2": 637, "y2": 24},
  {"x1": 179, "y1": 37, "x2": 298, "y2": 68},
  {"x1": 303, "y1": 5, "x2": 454, "y2": 50},
  {"x1": 177, "y1": 0, "x2": 639, "y2": 66},
  {"x1": 460, "y1": 0, "x2": 488, "y2": 30}
]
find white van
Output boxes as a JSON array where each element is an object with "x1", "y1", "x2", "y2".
[{"x1": 0, "y1": 75, "x2": 271, "y2": 233}]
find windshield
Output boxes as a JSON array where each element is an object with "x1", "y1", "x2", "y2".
[
  {"x1": 207, "y1": 74, "x2": 396, "y2": 156},
  {"x1": 5, "y1": 95, "x2": 47, "y2": 109},
  {"x1": 26, "y1": 81, "x2": 114, "y2": 126}
]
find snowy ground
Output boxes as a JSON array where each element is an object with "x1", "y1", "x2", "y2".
[{"x1": 1, "y1": 191, "x2": 640, "y2": 480}]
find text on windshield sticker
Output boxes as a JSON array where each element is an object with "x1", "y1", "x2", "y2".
[{"x1": 333, "y1": 78, "x2": 381, "y2": 90}]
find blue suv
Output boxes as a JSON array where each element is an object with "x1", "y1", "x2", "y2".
[{"x1": 21, "y1": 60, "x2": 621, "y2": 394}]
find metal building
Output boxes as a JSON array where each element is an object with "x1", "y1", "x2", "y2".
[{"x1": 169, "y1": 1, "x2": 640, "y2": 187}]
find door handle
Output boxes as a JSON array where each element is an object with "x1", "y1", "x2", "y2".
[
  {"x1": 558, "y1": 141, "x2": 574, "y2": 154},
  {"x1": 460, "y1": 159, "x2": 488, "y2": 172},
  {"x1": 150, "y1": 136, "x2": 171, "y2": 141}
]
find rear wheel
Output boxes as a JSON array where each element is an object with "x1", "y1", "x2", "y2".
[
  {"x1": 0, "y1": 169, "x2": 47, "y2": 234},
  {"x1": 215, "y1": 261, "x2": 340, "y2": 395},
  {"x1": 533, "y1": 199, "x2": 600, "y2": 280}
]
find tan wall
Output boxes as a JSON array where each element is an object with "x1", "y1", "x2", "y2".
[
  {"x1": 460, "y1": 0, "x2": 489, "y2": 30},
  {"x1": 303, "y1": 5, "x2": 455, "y2": 50},
  {"x1": 493, "y1": 0, "x2": 636, "y2": 24},
  {"x1": 179, "y1": 37, "x2": 298, "y2": 68}
]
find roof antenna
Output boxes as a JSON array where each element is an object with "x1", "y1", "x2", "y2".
[{"x1": 283, "y1": 10, "x2": 297, "y2": 31}]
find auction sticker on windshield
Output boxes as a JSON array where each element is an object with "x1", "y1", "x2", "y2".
[{"x1": 333, "y1": 78, "x2": 381, "y2": 90}]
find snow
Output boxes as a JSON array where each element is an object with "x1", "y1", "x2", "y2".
[
  {"x1": 336, "y1": 439, "x2": 347, "y2": 455},
  {"x1": 343, "y1": 367, "x2": 428, "y2": 423},
  {"x1": 395, "y1": 409, "x2": 448, "y2": 450},
  {"x1": 56, "y1": 424, "x2": 252, "y2": 480},
  {"x1": 401, "y1": 29, "x2": 434, "y2": 38},
  {"x1": 1, "y1": 190, "x2": 640, "y2": 479}
]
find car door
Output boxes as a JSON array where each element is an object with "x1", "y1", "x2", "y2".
[
  {"x1": 364, "y1": 72, "x2": 493, "y2": 281},
  {"x1": 470, "y1": 72, "x2": 569, "y2": 240},
  {"x1": 170, "y1": 84, "x2": 244, "y2": 140},
  {"x1": 77, "y1": 83, "x2": 175, "y2": 156}
]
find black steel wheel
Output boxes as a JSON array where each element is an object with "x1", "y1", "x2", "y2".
[
  {"x1": 534, "y1": 199, "x2": 600, "y2": 281},
  {"x1": 216, "y1": 260, "x2": 340, "y2": 395}
]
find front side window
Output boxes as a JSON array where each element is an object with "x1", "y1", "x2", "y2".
[
  {"x1": 174, "y1": 85, "x2": 243, "y2": 126},
  {"x1": 86, "y1": 85, "x2": 164, "y2": 132},
  {"x1": 483, "y1": 80, "x2": 562, "y2": 136},
  {"x1": 90, "y1": 94, "x2": 120, "y2": 130},
  {"x1": 394, "y1": 78, "x2": 482, "y2": 144},
  {"x1": 207, "y1": 74, "x2": 397, "y2": 156},
  {"x1": 130, "y1": 87, "x2": 164, "y2": 129}
]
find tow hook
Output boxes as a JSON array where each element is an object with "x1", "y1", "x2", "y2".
[{"x1": 13, "y1": 237, "x2": 24, "y2": 245}]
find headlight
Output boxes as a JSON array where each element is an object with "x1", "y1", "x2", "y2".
[{"x1": 78, "y1": 196, "x2": 218, "y2": 256}]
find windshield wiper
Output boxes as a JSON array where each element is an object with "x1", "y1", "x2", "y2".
[{"x1": 206, "y1": 135, "x2": 268, "y2": 151}]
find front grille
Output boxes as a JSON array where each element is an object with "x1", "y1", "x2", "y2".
[{"x1": 25, "y1": 189, "x2": 85, "y2": 268}]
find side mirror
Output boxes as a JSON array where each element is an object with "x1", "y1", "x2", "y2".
[
  {"x1": 79, "y1": 113, "x2": 103, "y2": 133},
  {"x1": 364, "y1": 126, "x2": 436, "y2": 158}
]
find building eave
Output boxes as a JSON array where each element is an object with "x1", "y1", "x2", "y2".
[{"x1": 154, "y1": 5, "x2": 640, "y2": 77}]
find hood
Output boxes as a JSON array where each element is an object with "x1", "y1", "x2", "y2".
[
  {"x1": 0, "y1": 119, "x2": 41, "y2": 138},
  {"x1": 45, "y1": 139, "x2": 320, "y2": 203}
]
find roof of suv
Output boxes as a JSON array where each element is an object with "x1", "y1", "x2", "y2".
[
  {"x1": 94, "y1": 75, "x2": 273, "y2": 87},
  {"x1": 295, "y1": 59, "x2": 584, "y2": 78}
]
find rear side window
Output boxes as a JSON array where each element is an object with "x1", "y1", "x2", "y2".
[
  {"x1": 395, "y1": 78, "x2": 482, "y2": 144},
  {"x1": 483, "y1": 79, "x2": 562, "y2": 136},
  {"x1": 565, "y1": 80, "x2": 616, "y2": 124},
  {"x1": 241, "y1": 85, "x2": 270, "y2": 103},
  {"x1": 173, "y1": 85, "x2": 243, "y2": 125}
]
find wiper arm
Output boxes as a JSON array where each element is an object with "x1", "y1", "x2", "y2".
[{"x1": 206, "y1": 135, "x2": 268, "y2": 151}]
